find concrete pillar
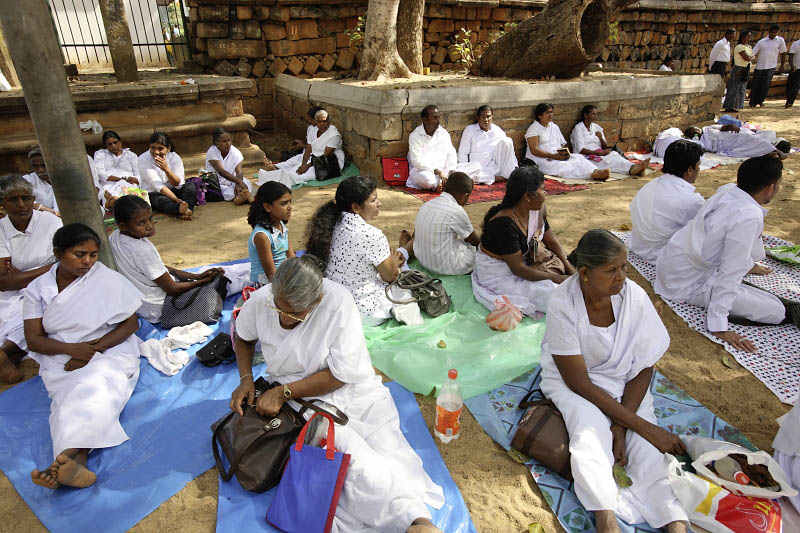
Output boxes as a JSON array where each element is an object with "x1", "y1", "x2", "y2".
[
  {"x1": 98, "y1": 0, "x2": 139, "y2": 82},
  {"x1": 0, "y1": 0, "x2": 116, "y2": 268},
  {"x1": 0, "y1": 24, "x2": 19, "y2": 87}
]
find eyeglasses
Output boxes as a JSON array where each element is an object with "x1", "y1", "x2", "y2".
[{"x1": 266, "y1": 301, "x2": 314, "y2": 323}]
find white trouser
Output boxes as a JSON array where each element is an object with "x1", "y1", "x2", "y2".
[
  {"x1": 471, "y1": 250, "x2": 556, "y2": 316},
  {"x1": 539, "y1": 378, "x2": 688, "y2": 528},
  {"x1": 407, "y1": 162, "x2": 483, "y2": 190},
  {"x1": 589, "y1": 151, "x2": 633, "y2": 175},
  {"x1": 257, "y1": 153, "x2": 317, "y2": 188},
  {"x1": 471, "y1": 137, "x2": 518, "y2": 184},
  {"x1": 532, "y1": 154, "x2": 599, "y2": 179},
  {"x1": 687, "y1": 283, "x2": 786, "y2": 326}
]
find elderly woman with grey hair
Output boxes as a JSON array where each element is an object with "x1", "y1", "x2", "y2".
[
  {"x1": 257, "y1": 108, "x2": 345, "y2": 188},
  {"x1": 230, "y1": 255, "x2": 444, "y2": 533},
  {"x1": 0, "y1": 175, "x2": 62, "y2": 383}
]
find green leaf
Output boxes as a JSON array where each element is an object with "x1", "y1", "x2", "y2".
[
  {"x1": 722, "y1": 354, "x2": 739, "y2": 370},
  {"x1": 528, "y1": 524, "x2": 545, "y2": 533},
  {"x1": 508, "y1": 448, "x2": 530, "y2": 464},
  {"x1": 613, "y1": 463, "x2": 632, "y2": 488}
]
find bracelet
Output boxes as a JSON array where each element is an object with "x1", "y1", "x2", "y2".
[{"x1": 240, "y1": 373, "x2": 252, "y2": 382}]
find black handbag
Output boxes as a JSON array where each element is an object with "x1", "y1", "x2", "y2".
[
  {"x1": 211, "y1": 377, "x2": 349, "y2": 492},
  {"x1": 199, "y1": 170, "x2": 224, "y2": 201},
  {"x1": 311, "y1": 153, "x2": 341, "y2": 181},
  {"x1": 385, "y1": 269, "x2": 452, "y2": 317},
  {"x1": 196, "y1": 332, "x2": 235, "y2": 367},
  {"x1": 160, "y1": 275, "x2": 230, "y2": 328}
]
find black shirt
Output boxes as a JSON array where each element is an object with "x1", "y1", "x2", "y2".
[{"x1": 481, "y1": 215, "x2": 550, "y2": 256}]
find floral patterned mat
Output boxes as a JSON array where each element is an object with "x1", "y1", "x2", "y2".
[
  {"x1": 613, "y1": 231, "x2": 800, "y2": 405},
  {"x1": 464, "y1": 367, "x2": 755, "y2": 533},
  {"x1": 391, "y1": 178, "x2": 589, "y2": 205}
]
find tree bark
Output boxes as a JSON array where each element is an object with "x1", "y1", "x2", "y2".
[
  {"x1": 98, "y1": 0, "x2": 139, "y2": 82},
  {"x1": 476, "y1": 0, "x2": 638, "y2": 79},
  {"x1": 359, "y1": 0, "x2": 412, "y2": 81},
  {"x1": 396, "y1": 0, "x2": 424, "y2": 74}
]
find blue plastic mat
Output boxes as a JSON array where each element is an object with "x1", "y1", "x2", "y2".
[
  {"x1": 0, "y1": 283, "x2": 259, "y2": 533},
  {"x1": 216, "y1": 381, "x2": 477, "y2": 533},
  {"x1": 465, "y1": 366, "x2": 755, "y2": 533}
]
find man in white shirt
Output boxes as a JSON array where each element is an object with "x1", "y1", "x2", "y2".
[
  {"x1": 658, "y1": 57, "x2": 674, "y2": 71},
  {"x1": 655, "y1": 155, "x2": 786, "y2": 353},
  {"x1": 785, "y1": 39, "x2": 800, "y2": 108},
  {"x1": 412, "y1": 172, "x2": 479, "y2": 275},
  {"x1": 629, "y1": 140, "x2": 705, "y2": 262},
  {"x1": 709, "y1": 29, "x2": 736, "y2": 77},
  {"x1": 406, "y1": 105, "x2": 481, "y2": 191},
  {"x1": 749, "y1": 24, "x2": 787, "y2": 107}
]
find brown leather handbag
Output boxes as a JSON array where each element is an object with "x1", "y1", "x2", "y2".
[
  {"x1": 211, "y1": 377, "x2": 348, "y2": 492},
  {"x1": 510, "y1": 389, "x2": 572, "y2": 480},
  {"x1": 527, "y1": 210, "x2": 567, "y2": 275}
]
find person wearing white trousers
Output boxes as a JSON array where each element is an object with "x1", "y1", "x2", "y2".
[
  {"x1": 457, "y1": 105, "x2": 518, "y2": 184},
  {"x1": 656, "y1": 157, "x2": 787, "y2": 353},
  {"x1": 570, "y1": 105, "x2": 649, "y2": 176}
]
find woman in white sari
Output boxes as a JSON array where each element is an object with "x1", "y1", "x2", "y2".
[
  {"x1": 525, "y1": 103, "x2": 610, "y2": 181},
  {"x1": 0, "y1": 176, "x2": 62, "y2": 383},
  {"x1": 230, "y1": 256, "x2": 444, "y2": 533},
  {"x1": 24, "y1": 223, "x2": 143, "y2": 490},
  {"x1": 539, "y1": 229, "x2": 688, "y2": 533},
  {"x1": 93, "y1": 130, "x2": 141, "y2": 206},
  {"x1": 472, "y1": 166, "x2": 574, "y2": 317},
  {"x1": 258, "y1": 109, "x2": 345, "y2": 188},
  {"x1": 204, "y1": 127, "x2": 254, "y2": 204},
  {"x1": 570, "y1": 105, "x2": 649, "y2": 176}
]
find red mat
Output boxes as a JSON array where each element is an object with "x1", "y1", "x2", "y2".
[{"x1": 391, "y1": 178, "x2": 589, "y2": 205}]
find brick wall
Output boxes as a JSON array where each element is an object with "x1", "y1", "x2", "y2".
[{"x1": 186, "y1": 0, "x2": 800, "y2": 129}]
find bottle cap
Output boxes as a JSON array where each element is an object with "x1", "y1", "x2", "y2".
[
  {"x1": 448, "y1": 369, "x2": 458, "y2": 379},
  {"x1": 734, "y1": 471, "x2": 751, "y2": 485}
]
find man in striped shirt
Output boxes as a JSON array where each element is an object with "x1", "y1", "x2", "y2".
[{"x1": 412, "y1": 172, "x2": 480, "y2": 275}]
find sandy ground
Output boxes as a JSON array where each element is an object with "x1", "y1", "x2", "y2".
[{"x1": 1, "y1": 99, "x2": 798, "y2": 533}]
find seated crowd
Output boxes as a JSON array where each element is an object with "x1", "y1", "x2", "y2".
[{"x1": 0, "y1": 100, "x2": 795, "y2": 533}]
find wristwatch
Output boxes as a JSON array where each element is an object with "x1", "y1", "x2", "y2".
[{"x1": 283, "y1": 384, "x2": 292, "y2": 399}]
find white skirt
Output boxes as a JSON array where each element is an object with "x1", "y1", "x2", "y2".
[{"x1": 471, "y1": 249, "x2": 556, "y2": 316}]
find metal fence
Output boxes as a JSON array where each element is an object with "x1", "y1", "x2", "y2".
[{"x1": 47, "y1": 0, "x2": 190, "y2": 70}]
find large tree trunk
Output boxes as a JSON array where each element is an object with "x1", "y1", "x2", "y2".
[
  {"x1": 396, "y1": 0, "x2": 424, "y2": 74},
  {"x1": 359, "y1": 0, "x2": 412, "y2": 80},
  {"x1": 476, "y1": 0, "x2": 636, "y2": 79}
]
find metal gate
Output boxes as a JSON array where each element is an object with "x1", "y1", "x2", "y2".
[{"x1": 47, "y1": 0, "x2": 190, "y2": 70}]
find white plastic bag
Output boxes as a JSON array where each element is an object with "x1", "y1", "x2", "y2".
[
  {"x1": 78, "y1": 119, "x2": 103, "y2": 134},
  {"x1": 682, "y1": 436, "x2": 798, "y2": 499},
  {"x1": 665, "y1": 455, "x2": 783, "y2": 533}
]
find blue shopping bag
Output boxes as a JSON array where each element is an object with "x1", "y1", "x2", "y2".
[{"x1": 266, "y1": 412, "x2": 351, "y2": 533}]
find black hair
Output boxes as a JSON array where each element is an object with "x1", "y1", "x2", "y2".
[
  {"x1": 307, "y1": 106, "x2": 322, "y2": 120},
  {"x1": 476, "y1": 105, "x2": 492, "y2": 120},
  {"x1": 725, "y1": 28, "x2": 736, "y2": 36},
  {"x1": 663, "y1": 56, "x2": 673, "y2": 64},
  {"x1": 769, "y1": 24, "x2": 780, "y2": 32},
  {"x1": 662, "y1": 140, "x2": 704, "y2": 177},
  {"x1": 566, "y1": 229, "x2": 626, "y2": 270},
  {"x1": 102, "y1": 130, "x2": 121, "y2": 145},
  {"x1": 737, "y1": 155, "x2": 782, "y2": 194},
  {"x1": 739, "y1": 30, "x2": 752, "y2": 41},
  {"x1": 534, "y1": 103, "x2": 553, "y2": 121},
  {"x1": 53, "y1": 223, "x2": 101, "y2": 253},
  {"x1": 149, "y1": 131, "x2": 173, "y2": 150},
  {"x1": 775, "y1": 140, "x2": 791, "y2": 154},
  {"x1": 421, "y1": 105, "x2": 438, "y2": 119},
  {"x1": 305, "y1": 175, "x2": 377, "y2": 265},
  {"x1": 577, "y1": 104, "x2": 597, "y2": 125},
  {"x1": 248, "y1": 181, "x2": 292, "y2": 231},
  {"x1": 113, "y1": 195, "x2": 151, "y2": 226},
  {"x1": 444, "y1": 172, "x2": 473, "y2": 196},
  {"x1": 212, "y1": 127, "x2": 229, "y2": 142},
  {"x1": 482, "y1": 166, "x2": 544, "y2": 229},
  {"x1": 683, "y1": 126, "x2": 701, "y2": 139}
]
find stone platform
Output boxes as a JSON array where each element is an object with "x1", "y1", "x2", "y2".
[
  {"x1": 0, "y1": 73, "x2": 264, "y2": 175},
  {"x1": 273, "y1": 70, "x2": 723, "y2": 178}
]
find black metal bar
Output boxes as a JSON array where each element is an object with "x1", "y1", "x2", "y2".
[
  {"x1": 127, "y1": 0, "x2": 146, "y2": 63},
  {"x1": 59, "y1": 0, "x2": 81, "y2": 64},
  {"x1": 178, "y1": 0, "x2": 191, "y2": 62},
  {"x1": 135, "y1": 0, "x2": 153, "y2": 63},
  {"x1": 69, "y1": 0, "x2": 96, "y2": 63},
  {"x1": 89, "y1": 0, "x2": 109, "y2": 63},
  {"x1": 79, "y1": 0, "x2": 101, "y2": 63},
  {"x1": 46, "y1": 0, "x2": 69, "y2": 63}
]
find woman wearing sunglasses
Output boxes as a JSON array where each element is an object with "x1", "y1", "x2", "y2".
[{"x1": 230, "y1": 255, "x2": 444, "y2": 533}]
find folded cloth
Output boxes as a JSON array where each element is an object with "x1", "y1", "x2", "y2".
[
  {"x1": 139, "y1": 338, "x2": 191, "y2": 376},
  {"x1": 164, "y1": 321, "x2": 214, "y2": 350}
]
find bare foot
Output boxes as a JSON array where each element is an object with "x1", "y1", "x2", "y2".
[
  {"x1": 591, "y1": 169, "x2": 611, "y2": 181},
  {"x1": 407, "y1": 518, "x2": 441, "y2": 533},
  {"x1": 595, "y1": 510, "x2": 622, "y2": 533},
  {"x1": 262, "y1": 158, "x2": 278, "y2": 171},
  {"x1": 178, "y1": 201, "x2": 193, "y2": 220},
  {"x1": 31, "y1": 462, "x2": 60, "y2": 489},
  {"x1": 399, "y1": 229, "x2": 414, "y2": 248},
  {"x1": 54, "y1": 454, "x2": 96, "y2": 488},
  {"x1": 103, "y1": 191, "x2": 118, "y2": 209},
  {"x1": 785, "y1": 103, "x2": 793, "y2": 109},
  {"x1": 494, "y1": 175, "x2": 507, "y2": 183},
  {"x1": 666, "y1": 521, "x2": 688, "y2": 533},
  {"x1": 0, "y1": 350, "x2": 22, "y2": 384},
  {"x1": 629, "y1": 160, "x2": 648, "y2": 177}
]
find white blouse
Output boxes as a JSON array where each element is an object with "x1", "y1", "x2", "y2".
[
  {"x1": 137, "y1": 151, "x2": 185, "y2": 193},
  {"x1": 93, "y1": 148, "x2": 140, "y2": 184}
]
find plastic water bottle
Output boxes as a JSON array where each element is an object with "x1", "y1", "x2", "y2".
[
  {"x1": 435, "y1": 369, "x2": 463, "y2": 443},
  {"x1": 712, "y1": 456, "x2": 751, "y2": 485}
]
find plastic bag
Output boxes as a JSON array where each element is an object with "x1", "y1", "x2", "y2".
[
  {"x1": 486, "y1": 296, "x2": 523, "y2": 332},
  {"x1": 682, "y1": 436, "x2": 798, "y2": 499},
  {"x1": 78, "y1": 119, "x2": 103, "y2": 134},
  {"x1": 666, "y1": 455, "x2": 783, "y2": 533}
]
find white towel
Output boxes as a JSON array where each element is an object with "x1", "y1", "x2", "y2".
[
  {"x1": 138, "y1": 321, "x2": 214, "y2": 375},
  {"x1": 164, "y1": 322, "x2": 214, "y2": 350}
]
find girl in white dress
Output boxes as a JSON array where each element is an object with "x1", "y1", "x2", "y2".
[
  {"x1": 24, "y1": 223, "x2": 143, "y2": 490},
  {"x1": 570, "y1": 105, "x2": 649, "y2": 176},
  {"x1": 525, "y1": 103, "x2": 610, "y2": 181},
  {"x1": 540, "y1": 229, "x2": 688, "y2": 533}
]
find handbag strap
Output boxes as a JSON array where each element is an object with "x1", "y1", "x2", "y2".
[
  {"x1": 295, "y1": 412, "x2": 336, "y2": 459},
  {"x1": 294, "y1": 397, "x2": 349, "y2": 426},
  {"x1": 212, "y1": 411, "x2": 239, "y2": 481},
  {"x1": 170, "y1": 283, "x2": 204, "y2": 311},
  {"x1": 518, "y1": 388, "x2": 555, "y2": 409}
]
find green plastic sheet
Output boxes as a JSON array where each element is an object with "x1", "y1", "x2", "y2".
[
  {"x1": 364, "y1": 263, "x2": 545, "y2": 399},
  {"x1": 252, "y1": 161, "x2": 359, "y2": 190}
]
